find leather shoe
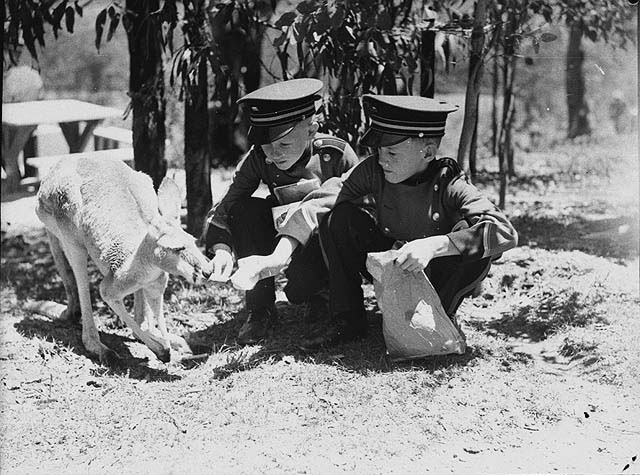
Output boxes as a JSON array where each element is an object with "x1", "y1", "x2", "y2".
[
  {"x1": 300, "y1": 311, "x2": 367, "y2": 350},
  {"x1": 237, "y1": 306, "x2": 278, "y2": 344}
]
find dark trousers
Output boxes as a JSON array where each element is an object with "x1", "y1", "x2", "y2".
[
  {"x1": 226, "y1": 197, "x2": 328, "y2": 310},
  {"x1": 319, "y1": 202, "x2": 491, "y2": 320}
]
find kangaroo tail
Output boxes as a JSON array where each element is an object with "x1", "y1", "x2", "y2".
[{"x1": 23, "y1": 300, "x2": 67, "y2": 319}]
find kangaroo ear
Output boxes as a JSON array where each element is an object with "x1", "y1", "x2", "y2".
[
  {"x1": 156, "y1": 233, "x2": 186, "y2": 251},
  {"x1": 157, "y1": 177, "x2": 182, "y2": 221}
]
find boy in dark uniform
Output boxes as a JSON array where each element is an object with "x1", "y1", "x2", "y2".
[
  {"x1": 204, "y1": 78, "x2": 358, "y2": 344},
  {"x1": 274, "y1": 95, "x2": 518, "y2": 347}
]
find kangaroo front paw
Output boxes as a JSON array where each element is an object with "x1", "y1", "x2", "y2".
[
  {"x1": 167, "y1": 334, "x2": 193, "y2": 356},
  {"x1": 145, "y1": 333, "x2": 172, "y2": 363},
  {"x1": 84, "y1": 339, "x2": 121, "y2": 366}
]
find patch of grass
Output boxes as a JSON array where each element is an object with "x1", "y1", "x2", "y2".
[
  {"x1": 558, "y1": 335, "x2": 599, "y2": 359},
  {"x1": 487, "y1": 286, "x2": 608, "y2": 341}
]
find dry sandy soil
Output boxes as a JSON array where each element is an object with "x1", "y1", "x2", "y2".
[{"x1": 1, "y1": 134, "x2": 638, "y2": 474}]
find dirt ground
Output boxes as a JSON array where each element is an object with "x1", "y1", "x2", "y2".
[{"x1": 1, "y1": 134, "x2": 639, "y2": 474}]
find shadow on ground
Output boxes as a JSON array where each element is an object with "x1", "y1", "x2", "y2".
[
  {"x1": 13, "y1": 316, "x2": 180, "y2": 381},
  {"x1": 511, "y1": 214, "x2": 639, "y2": 260},
  {"x1": 186, "y1": 301, "x2": 480, "y2": 378},
  {"x1": 3, "y1": 231, "x2": 481, "y2": 379}
]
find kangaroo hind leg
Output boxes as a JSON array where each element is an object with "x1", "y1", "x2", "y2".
[
  {"x1": 47, "y1": 230, "x2": 81, "y2": 323},
  {"x1": 58, "y1": 238, "x2": 120, "y2": 365}
]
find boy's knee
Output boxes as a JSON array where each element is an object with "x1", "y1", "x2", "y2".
[
  {"x1": 283, "y1": 284, "x2": 306, "y2": 305},
  {"x1": 229, "y1": 197, "x2": 273, "y2": 224},
  {"x1": 323, "y1": 202, "x2": 359, "y2": 234}
]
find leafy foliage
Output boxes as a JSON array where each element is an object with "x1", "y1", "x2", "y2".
[
  {"x1": 3, "y1": 0, "x2": 84, "y2": 64},
  {"x1": 267, "y1": 0, "x2": 430, "y2": 142}
]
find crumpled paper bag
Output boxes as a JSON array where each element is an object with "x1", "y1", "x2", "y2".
[{"x1": 366, "y1": 250, "x2": 466, "y2": 361}]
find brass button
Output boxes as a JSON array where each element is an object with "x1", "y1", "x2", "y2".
[
  {"x1": 434, "y1": 183, "x2": 439, "y2": 191},
  {"x1": 322, "y1": 153, "x2": 331, "y2": 162},
  {"x1": 383, "y1": 227, "x2": 391, "y2": 233},
  {"x1": 432, "y1": 212, "x2": 440, "y2": 222}
]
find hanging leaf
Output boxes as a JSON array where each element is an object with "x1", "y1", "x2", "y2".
[
  {"x1": 540, "y1": 32, "x2": 557, "y2": 42},
  {"x1": 297, "y1": 1, "x2": 317, "y2": 15},
  {"x1": 20, "y1": 6, "x2": 38, "y2": 61},
  {"x1": 106, "y1": 13, "x2": 120, "y2": 42},
  {"x1": 65, "y1": 6, "x2": 75, "y2": 33},
  {"x1": 52, "y1": 1, "x2": 67, "y2": 28},
  {"x1": 275, "y1": 11, "x2": 297, "y2": 28},
  {"x1": 95, "y1": 8, "x2": 107, "y2": 50},
  {"x1": 32, "y1": 9, "x2": 46, "y2": 47}
]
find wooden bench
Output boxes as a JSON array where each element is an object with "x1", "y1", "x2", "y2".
[
  {"x1": 26, "y1": 148, "x2": 135, "y2": 177},
  {"x1": 93, "y1": 125, "x2": 132, "y2": 150}
]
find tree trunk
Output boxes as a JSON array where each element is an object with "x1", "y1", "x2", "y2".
[
  {"x1": 566, "y1": 24, "x2": 591, "y2": 138},
  {"x1": 185, "y1": 61, "x2": 212, "y2": 239},
  {"x1": 491, "y1": 52, "x2": 499, "y2": 156},
  {"x1": 126, "y1": 0, "x2": 167, "y2": 190},
  {"x1": 420, "y1": 30, "x2": 436, "y2": 98},
  {"x1": 456, "y1": 0, "x2": 488, "y2": 173},
  {"x1": 498, "y1": 13, "x2": 518, "y2": 210},
  {"x1": 469, "y1": 112, "x2": 478, "y2": 178},
  {"x1": 506, "y1": 98, "x2": 516, "y2": 177}
]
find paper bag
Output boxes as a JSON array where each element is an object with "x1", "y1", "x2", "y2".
[{"x1": 366, "y1": 250, "x2": 466, "y2": 361}]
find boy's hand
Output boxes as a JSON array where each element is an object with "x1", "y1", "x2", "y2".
[
  {"x1": 394, "y1": 235, "x2": 458, "y2": 274},
  {"x1": 209, "y1": 248, "x2": 234, "y2": 282},
  {"x1": 230, "y1": 255, "x2": 286, "y2": 291}
]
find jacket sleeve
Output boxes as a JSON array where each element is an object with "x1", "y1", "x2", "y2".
[
  {"x1": 443, "y1": 171, "x2": 518, "y2": 261},
  {"x1": 277, "y1": 156, "x2": 375, "y2": 245},
  {"x1": 203, "y1": 149, "x2": 262, "y2": 251}
]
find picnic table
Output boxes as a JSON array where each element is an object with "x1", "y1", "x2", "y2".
[{"x1": 1, "y1": 99, "x2": 122, "y2": 193}]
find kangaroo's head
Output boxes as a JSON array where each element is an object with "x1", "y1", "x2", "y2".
[{"x1": 152, "y1": 177, "x2": 213, "y2": 284}]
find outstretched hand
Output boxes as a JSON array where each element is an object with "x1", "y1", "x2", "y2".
[
  {"x1": 230, "y1": 255, "x2": 287, "y2": 290},
  {"x1": 209, "y1": 248, "x2": 234, "y2": 282},
  {"x1": 394, "y1": 235, "x2": 458, "y2": 274}
]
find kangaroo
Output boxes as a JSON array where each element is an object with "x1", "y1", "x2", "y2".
[{"x1": 35, "y1": 156, "x2": 212, "y2": 364}]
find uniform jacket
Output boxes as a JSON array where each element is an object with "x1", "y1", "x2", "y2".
[
  {"x1": 206, "y1": 132, "x2": 358, "y2": 248},
  {"x1": 278, "y1": 154, "x2": 518, "y2": 262}
]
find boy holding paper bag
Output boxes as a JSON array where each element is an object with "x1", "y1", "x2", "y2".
[
  {"x1": 203, "y1": 79, "x2": 358, "y2": 344},
  {"x1": 272, "y1": 95, "x2": 519, "y2": 349}
]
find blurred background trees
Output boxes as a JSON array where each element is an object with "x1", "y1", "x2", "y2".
[{"x1": 4, "y1": 0, "x2": 638, "y2": 228}]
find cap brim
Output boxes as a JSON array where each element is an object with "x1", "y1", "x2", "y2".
[
  {"x1": 360, "y1": 129, "x2": 410, "y2": 148},
  {"x1": 248, "y1": 123, "x2": 296, "y2": 145}
]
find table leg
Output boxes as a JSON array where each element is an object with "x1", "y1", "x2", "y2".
[
  {"x1": 59, "y1": 122, "x2": 80, "y2": 152},
  {"x1": 1, "y1": 125, "x2": 37, "y2": 194},
  {"x1": 78, "y1": 120, "x2": 100, "y2": 151},
  {"x1": 60, "y1": 120, "x2": 101, "y2": 153}
]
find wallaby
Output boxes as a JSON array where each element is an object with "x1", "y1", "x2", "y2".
[{"x1": 35, "y1": 156, "x2": 212, "y2": 364}]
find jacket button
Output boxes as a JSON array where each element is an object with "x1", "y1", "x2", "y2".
[
  {"x1": 432, "y1": 212, "x2": 440, "y2": 222},
  {"x1": 383, "y1": 227, "x2": 391, "y2": 233},
  {"x1": 434, "y1": 183, "x2": 439, "y2": 191},
  {"x1": 322, "y1": 153, "x2": 331, "y2": 162}
]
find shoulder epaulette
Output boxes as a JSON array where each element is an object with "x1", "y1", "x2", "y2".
[
  {"x1": 435, "y1": 157, "x2": 463, "y2": 176},
  {"x1": 313, "y1": 136, "x2": 347, "y2": 154}
]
